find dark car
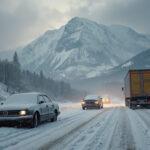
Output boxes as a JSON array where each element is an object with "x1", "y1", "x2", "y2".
[
  {"x1": 81, "y1": 95, "x2": 103, "y2": 110},
  {"x1": 0, "y1": 92, "x2": 60, "y2": 128}
]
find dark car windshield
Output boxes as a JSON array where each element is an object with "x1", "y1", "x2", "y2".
[
  {"x1": 84, "y1": 95, "x2": 101, "y2": 101},
  {"x1": 5, "y1": 93, "x2": 37, "y2": 105}
]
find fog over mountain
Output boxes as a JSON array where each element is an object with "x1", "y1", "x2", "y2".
[
  {"x1": 7, "y1": 17, "x2": 149, "y2": 81},
  {"x1": 0, "y1": 17, "x2": 150, "y2": 100},
  {"x1": 0, "y1": 17, "x2": 150, "y2": 82},
  {"x1": 72, "y1": 48, "x2": 150, "y2": 99}
]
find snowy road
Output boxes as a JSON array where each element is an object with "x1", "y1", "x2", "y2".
[{"x1": 0, "y1": 103, "x2": 150, "y2": 150}]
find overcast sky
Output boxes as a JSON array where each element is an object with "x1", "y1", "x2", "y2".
[{"x1": 0, "y1": 0, "x2": 150, "y2": 51}]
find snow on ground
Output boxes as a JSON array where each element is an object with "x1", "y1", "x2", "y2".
[
  {"x1": 58, "y1": 102, "x2": 81, "y2": 112},
  {"x1": 0, "y1": 102, "x2": 100, "y2": 150},
  {"x1": 104, "y1": 103, "x2": 125, "y2": 108},
  {"x1": 0, "y1": 102, "x2": 150, "y2": 150},
  {"x1": 50, "y1": 107, "x2": 150, "y2": 150}
]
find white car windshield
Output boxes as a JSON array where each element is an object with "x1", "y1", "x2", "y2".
[{"x1": 5, "y1": 93, "x2": 37, "y2": 105}]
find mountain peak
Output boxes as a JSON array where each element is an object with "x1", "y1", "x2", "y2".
[
  {"x1": 64, "y1": 17, "x2": 91, "y2": 31},
  {"x1": 66, "y1": 17, "x2": 99, "y2": 27},
  {"x1": 3, "y1": 17, "x2": 150, "y2": 80},
  {"x1": 69, "y1": 17, "x2": 83, "y2": 21},
  {"x1": 68, "y1": 17, "x2": 90, "y2": 23}
]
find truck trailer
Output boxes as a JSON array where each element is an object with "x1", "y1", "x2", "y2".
[{"x1": 124, "y1": 69, "x2": 150, "y2": 109}]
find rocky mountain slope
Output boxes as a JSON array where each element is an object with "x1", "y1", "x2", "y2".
[{"x1": 1, "y1": 17, "x2": 150, "y2": 80}]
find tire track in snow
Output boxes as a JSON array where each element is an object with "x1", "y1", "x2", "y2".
[
  {"x1": 2, "y1": 109, "x2": 106, "y2": 150},
  {"x1": 39, "y1": 108, "x2": 110, "y2": 150},
  {"x1": 84, "y1": 108, "x2": 119, "y2": 150},
  {"x1": 0, "y1": 110, "x2": 86, "y2": 149},
  {"x1": 127, "y1": 108, "x2": 150, "y2": 150},
  {"x1": 53, "y1": 107, "x2": 136, "y2": 150},
  {"x1": 107, "y1": 108, "x2": 136, "y2": 150},
  {"x1": 135, "y1": 109, "x2": 150, "y2": 126},
  {"x1": 0, "y1": 128, "x2": 32, "y2": 142},
  {"x1": 136, "y1": 109, "x2": 150, "y2": 127},
  {"x1": 49, "y1": 108, "x2": 116, "y2": 150},
  {"x1": 0, "y1": 109, "x2": 93, "y2": 149}
]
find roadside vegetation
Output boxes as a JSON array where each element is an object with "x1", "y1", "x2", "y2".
[{"x1": 0, "y1": 52, "x2": 79, "y2": 98}]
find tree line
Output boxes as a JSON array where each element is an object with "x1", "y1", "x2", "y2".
[{"x1": 0, "y1": 52, "x2": 75, "y2": 98}]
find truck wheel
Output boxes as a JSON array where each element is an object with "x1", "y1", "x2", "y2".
[
  {"x1": 128, "y1": 102, "x2": 132, "y2": 109},
  {"x1": 129, "y1": 102, "x2": 132, "y2": 109},
  {"x1": 132, "y1": 104, "x2": 137, "y2": 109},
  {"x1": 82, "y1": 107, "x2": 85, "y2": 110},
  {"x1": 129, "y1": 104, "x2": 136, "y2": 110}
]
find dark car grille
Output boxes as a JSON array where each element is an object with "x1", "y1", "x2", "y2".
[
  {"x1": 85, "y1": 100, "x2": 95, "y2": 104},
  {"x1": 0, "y1": 110, "x2": 20, "y2": 117}
]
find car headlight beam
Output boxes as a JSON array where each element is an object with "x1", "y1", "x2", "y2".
[
  {"x1": 81, "y1": 101, "x2": 85, "y2": 105},
  {"x1": 95, "y1": 101, "x2": 99, "y2": 104},
  {"x1": 20, "y1": 110, "x2": 27, "y2": 115}
]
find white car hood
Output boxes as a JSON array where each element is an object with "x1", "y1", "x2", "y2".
[{"x1": 0, "y1": 103, "x2": 36, "y2": 111}]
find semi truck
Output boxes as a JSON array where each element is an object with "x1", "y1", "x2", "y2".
[{"x1": 124, "y1": 69, "x2": 150, "y2": 109}]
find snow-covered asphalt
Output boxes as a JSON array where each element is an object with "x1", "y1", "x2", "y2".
[{"x1": 0, "y1": 103, "x2": 150, "y2": 150}]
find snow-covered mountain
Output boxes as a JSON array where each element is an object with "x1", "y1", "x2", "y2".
[
  {"x1": 71, "y1": 49, "x2": 150, "y2": 99},
  {"x1": 3, "y1": 17, "x2": 150, "y2": 80},
  {"x1": 79, "y1": 48, "x2": 150, "y2": 87},
  {"x1": 110, "y1": 48, "x2": 150, "y2": 78}
]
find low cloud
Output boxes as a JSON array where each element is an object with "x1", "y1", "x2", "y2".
[
  {"x1": 0, "y1": 0, "x2": 66, "y2": 51},
  {"x1": 68, "y1": 0, "x2": 150, "y2": 33},
  {"x1": 0, "y1": 0, "x2": 150, "y2": 51}
]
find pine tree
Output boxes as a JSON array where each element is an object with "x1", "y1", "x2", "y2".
[
  {"x1": 12, "y1": 52, "x2": 21, "y2": 91},
  {"x1": 40, "y1": 70, "x2": 44, "y2": 80},
  {"x1": 13, "y1": 51, "x2": 20, "y2": 68}
]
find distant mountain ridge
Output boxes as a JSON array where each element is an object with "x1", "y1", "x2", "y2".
[
  {"x1": 1, "y1": 17, "x2": 150, "y2": 80},
  {"x1": 78, "y1": 48, "x2": 150, "y2": 86},
  {"x1": 109, "y1": 48, "x2": 150, "y2": 78}
]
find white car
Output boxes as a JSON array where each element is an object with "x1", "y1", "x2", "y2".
[{"x1": 0, "y1": 92, "x2": 60, "y2": 128}]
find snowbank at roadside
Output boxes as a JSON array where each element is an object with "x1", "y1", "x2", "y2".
[
  {"x1": 58, "y1": 102, "x2": 81, "y2": 112},
  {"x1": 104, "y1": 103, "x2": 125, "y2": 108}
]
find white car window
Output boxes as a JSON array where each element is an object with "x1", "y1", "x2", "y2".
[
  {"x1": 43, "y1": 95, "x2": 51, "y2": 103},
  {"x1": 38, "y1": 95, "x2": 45, "y2": 104},
  {"x1": 48, "y1": 96, "x2": 53, "y2": 103}
]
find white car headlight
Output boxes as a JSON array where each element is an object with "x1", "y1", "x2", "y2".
[{"x1": 19, "y1": 110, "x2": 27, "y2": 115}]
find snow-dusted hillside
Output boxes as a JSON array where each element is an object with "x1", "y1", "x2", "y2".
[
  {"x1": 84, "y1": 48, "x2": 150, "y2": 85},
  {"x1": 2, "y1": 17, "x2": 150, "y2": 80},
  {"x1": 120, "y1": 48, "x2": 150, "y2": 69},
  {"x1": 70, "y1": 49, "x2": 150, "y2": 100},
  {"x1": 106, "y1": 48, "x2": 150, "y2": 80}
]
